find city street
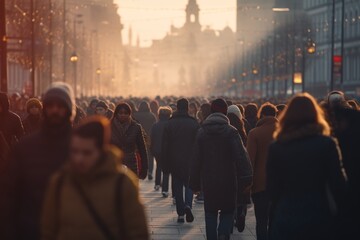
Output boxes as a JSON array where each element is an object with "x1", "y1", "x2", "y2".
[{"x1": 140, "y1": 179, "x2": 257, "y2": 240}]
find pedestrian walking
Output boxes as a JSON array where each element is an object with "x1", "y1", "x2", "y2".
[
  {"x1": 22, "y1": 98, "x2": 43, "y2": 135},
  {"x1": 41, "y1": 117, "x2": 149, "y2": 240},
  {"x1": 246, "y1": 102, "x2": 278, "y2": 240},
  {"x1": 244, "y1": 103, "x2": 259, "y2": 133},
  {"x1": 190, "y1": 99, "x2": 252, "y2": 240},
  {"x1": 0, "y1": 82, "x2": 76, "y2": 240},
  {"x1": 162, "y1": 98, "x2": 199, "y2": 223},
  {"x1": 267, "y1": 93, "x2": 347, "y2": 240},
  {"x1": 111, "y1": 102, "x2": 148, "y2": 179}
]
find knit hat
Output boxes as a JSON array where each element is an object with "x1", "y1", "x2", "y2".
[
  {"x1": 211, "y1": 99, "x2": 228, "y2": 115},
  {"x1": 227, "y1": 105, "x2": 242, "y2": 119},
  {"x1": 96, "y1": 101, "x2": 108, "y2": 110},
  {"x1": 26, "y1": 98, "x2": 42, "y2": 113},
  {"x1": 43, "y1": 82, "x2": 76, "y2": 121}
]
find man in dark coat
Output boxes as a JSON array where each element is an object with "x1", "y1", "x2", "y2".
[
  {"x1": 0, "y1": 82, "x2": 76, "y2": 240},
  {"x1": 162, "y1": 98, "x2": 199, "y2": 223},
  {"x1": 190, "y1": 99, "x2": 253, "y2": 240}
]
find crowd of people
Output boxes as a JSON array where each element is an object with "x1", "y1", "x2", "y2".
[{"x1": 0, "y1": 82, "x2": 359, "y2": 240}]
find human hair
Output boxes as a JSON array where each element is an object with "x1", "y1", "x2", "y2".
[
  {"x1": 72, "y1": 116, "x2": 110, "y2": 150},
  {"x1": 114, "y1": 102, "x2": 132, "y2": 118},
  {"x1": 274, "y1": 93, "x2": 331, "y2": 139},
  {"x1": 228, "y1": 113, "x2": 247, "y2": 144},
  {"x1": 236, "y1": 104, "x2": 245, "y2": 117},
  {"x1": 245, "y1": 103, "x2": 258, "y2": 119},
  {"x1": 258, "y1": 102, "x2": 277, "y2": 119},
  {"x1": 200, "y1": 103, "x2": 211, "y2": 121},
  {"x1": 189, "y1": 102, "x2": 198, "y2": 112},
  {"x1": 177, "y1": 98, "x2": 189, "y2": 111},
  {"x1": 158, "y1": 106, "x2": 172, "y2": 120},
  {"x1": 138, "y1": 101, "x2": 150, "y2": 112},
  {"x1": 348, "y1": 100, "x2": 359, "y2": 110}
]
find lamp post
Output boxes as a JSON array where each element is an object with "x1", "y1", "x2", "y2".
[
  {"x1": 70, "y1": 52, "x2": 78, "y2": 97},
  {"x1": 96, "y1": 68, "x2": 101, "y2": 97},
  {"x1": 301, "y1": 39, "x2": 316, "y2": 92}
]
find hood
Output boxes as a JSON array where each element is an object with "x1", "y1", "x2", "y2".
[
  {"x1": 0, "y1": 92, "x2": 10, "y2": 112},
  {"x1": 256, "y1": 116, "x2": 278, "y2": 127},
  {"x1": 202, "y1": 113, "x2": 230, "y2": 134},
  {"x1": 43, "y1": 82, "x2": 76, "y2": 121}
]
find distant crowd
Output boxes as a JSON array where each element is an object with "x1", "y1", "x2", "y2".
[{"x1": 0, "y1": 82, "x2": 359, "y2": 240}]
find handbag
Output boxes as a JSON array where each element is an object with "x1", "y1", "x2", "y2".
[{"x1": 71, "y1": 174, "x2": 126, "y2": 240}]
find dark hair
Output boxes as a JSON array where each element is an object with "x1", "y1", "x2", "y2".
[
  {"x1": 245, "y1": 103, "x2": 258, "y2": 119},
  {"x1": 258, "y1": 102, "x2": 277, "y2": 118},
  {"x1": 114, "y1": 102, "x2": 132, "y2": 117},
  {"x1": 72, "y1": 116, "x2": 110, "y2": 149},
  {"x1": 138, "y1": 101, "x2": 150, "y2": 112},
  {"x1": 177, "y1": 98, "x2": 189, "y2": 111},
  {"x1": 200, "y1": 103, "x2": 211, "y2": 121}
]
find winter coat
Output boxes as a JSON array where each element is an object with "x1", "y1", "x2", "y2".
[
  {"x1": 41, "y1": 146, "x2": 149, "y2": 240},
  {"x1": 0, "y1": 92, "x2": 24, "y2": 147},
  {"x1": 150, "y1": 119, "x2": 168, "y2": 160},
  {"x1": 266, "y1": 125, "x2": 347, "y2": 240},
  {"x1": 246, "y1": 116, "x2": 278, "y2": 194},
  {"x1": 0, "y1": 124, "x2": 72, "y2": 240},
  {"x1": 161, "y1": 111, "x2": 199, "y2": 183},
  {"x1": 22, "y1": 114, "x2": 42, "y2": 135},
  {"x1": 111, "y1": 119, "x2": 148, "y2": 178},
  {"x1": 190, "y1": 113, "x2": 253, "y2": 213},
  {"x1": 133, "y1": 111, "x2": 157, "y2": 136}
]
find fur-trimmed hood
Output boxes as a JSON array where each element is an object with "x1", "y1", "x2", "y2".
[{"x1": 276, "y1": 124, "x2": 325, "y2": 143}]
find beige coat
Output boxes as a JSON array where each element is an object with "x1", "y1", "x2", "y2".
[
  {"x1": 246, "y1": 117, "x2": 278, "y2": 194},
  {"x1": 41, "y1": 146, "x2": 149, "y2": 240}
]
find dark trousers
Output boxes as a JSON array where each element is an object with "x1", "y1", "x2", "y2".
[
  {"x1": 154, "y1": 158, "x2": 169, "y2": 192},
  {"x1": 205, "y1": 211, "x2": 234, "y2": 240},
  {"x1": 172, "y1": 175, "x2": 193, "y2": 216},
  {"x1": 252, "y1": 191, "x2": 270, "y2": 240},
  {"x1": 148, "y1": 152, "x2": 154, "y2": 176}
]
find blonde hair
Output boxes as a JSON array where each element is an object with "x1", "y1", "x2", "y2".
[{"x1": 274, "y1": 93, "x2": 330, "y2": 139}]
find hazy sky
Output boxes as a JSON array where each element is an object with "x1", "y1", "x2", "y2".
[{"x1": 115, "y1": 0, "x2": 237, "y2": 47}]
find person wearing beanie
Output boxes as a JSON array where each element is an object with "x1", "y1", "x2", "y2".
[
  {"x1": 111, "y1": 102, "x2": 149, "y2": 180},
  {"x1": 162, "y1": 98, "x2": 199, "y2": 223},
  {"x1": 0, "y1": 82, "x2": 75, "y2": 240},
  {"x1": 22, "y1": 98, "x2": 43, "y2": 135},
  {"x1": 190, "y1": 98, "x2": 253, "y2": 240}
]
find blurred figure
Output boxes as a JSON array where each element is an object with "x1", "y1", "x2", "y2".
[
  {"x1": 227, "y1": 105, "x2": 247, "y2": 144},
  {"x1": 74, "y1": 105, "x2": 87, "y2": 126},
  {"x1": 244, "y1": 103, "x2": 259, "y2": 133},
  {"x1": 347, "y1": 99, "x2": 359, "y2": 110},
  {"x1": 162, "y1": 98, "x2": 199, "y2": 223},
  {"x1": 41, "y1": 117, "x2": 149, "y2": 240},
  {"x1": 23, "y1": 98, "x2": 43, "y2": 135},
  {"x1": 267, "y1": 93, "x2": 347, "y2": 240},
  {"x1": 0, "y1": 82, "x2": 76, "y2": 240},
  {"x1": 150, "y1": 100, "x2": 159, "y2": 119},
  {"x1": 246, "y1": 102, "x2": 278, "y2": 240},
  {"x1": 197, "y1": 103, "x2": 211, "y2": 124},
  {"x1": 95, "y1": 100, "x2": 113, "y2": 119},
  {"x1": 189, "y1": 102, "x2": 198, "y2": 118},
  {"x1": 150, "y1": 107, "x2": 172, "y2": 197},
  {"x1": 111, "y1": 103, "x2": 148, "y2": 179},
  {"x1": 87, "y1": 99, "x2": 99, "y2": 116},
  {"x1": 275, "y1": 104, "x2": 286, "y2": 118},
  {"x1": 133, "y1": 101, "x2": 157, "y2": 180},
  {"x1": 190, "y1": 99, "x2": 252, "y2": 240}
]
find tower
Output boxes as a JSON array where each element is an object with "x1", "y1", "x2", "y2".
[{"x1": 184, "y1": 0, "x2": 201, "y2": 33}]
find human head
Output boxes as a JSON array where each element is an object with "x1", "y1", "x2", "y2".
[
  {"x1": 236, "y1": 104, "x2": 245, "y2": 117},
  {"x1": 138, "y1": 101, "x2": 150, "y2": 112},
  {"x1": 199, "y1": 103, "x2": 211, "y2": 122},
  {"x1": 0, "y1": 92, "x2": 10, "y2": 113},
  {"x1": 89, "y1": 99, "x2": 99, "y2": 110},
  {"x1": 327, "y1": 91, "x2": 346, "y2": 108},
  {"x1": 274, "y1": 93, "x2": 330, "y2": 139},
  {"x1": 70, "y1": 116, "x2": 111, "y2": 174},
  {"x1": 227, "y1": 105, "x2": 242, "y2": 120},
  {"x1": 258, "y1": 102, "x2": 277, "y2": 119},
  {"x1": 95, "y1": 101, "x2": 108, "y2": 116},
  {"x1": 42, "y1": 82, "x2": 76, "y2": 126},
  {"x1": 114, "y1": 102, "x2": 132, "y2": 123},
  {"x1": 26, "y1": 98, "x2": 42, "y2": 115},
  {"x1": 189, "y1": 102, "x2": 198, "y2": 115},
  {"x1": 211, "y1": 98, "x2": 228, "y2": 115},
  {"x1": 150, "y1": 100, "x2": 159, "y2": 114},
  {"x1": 177, "y1": 98, "x2": 189, "y2": 112},
  {"x1": 245, "y1": 103, "x2": 259, "y2": 120},
  {"x1": 158, "y1": 106, "x2": 172, "y2": 120}
]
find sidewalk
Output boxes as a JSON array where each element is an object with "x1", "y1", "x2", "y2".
[{"x1": 139, "y1": 179, "x2": 257, "y2": 240}]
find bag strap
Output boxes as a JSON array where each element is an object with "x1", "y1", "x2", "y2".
[
  {"x1": 71, "y1": 178, "x2": 116, "y2": 240},
  {"x1": 115, "y1": 173, "x2": 126, "y2": 240}
]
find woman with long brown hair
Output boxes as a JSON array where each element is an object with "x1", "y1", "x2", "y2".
[{"x1": 266, "y1": 93, "x2": 347, "y2": 240}]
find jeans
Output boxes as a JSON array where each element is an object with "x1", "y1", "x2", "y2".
[
  {"x1": 155, "y1": 158, "x2": 169, "y2": 192},
  {"x1": 205, "y1": 211, "x2": 234, "y2": 240},
  {"x1": 252, "y1": 191, "x2": 270, "y2": 240},
  {"x1": 172, "y1": 175, "x2": 193, "y2": 216}
]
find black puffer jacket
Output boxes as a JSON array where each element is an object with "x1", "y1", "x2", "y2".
[
  {"x1": 162, "y1": 111, "x2": 199, "y2": 183},
  {"x1": 190, "y1": 113, "x2": 253, "y2": 213},
  {"x1": 111, "y1": 119, "x2": 148, "y2": 179}
]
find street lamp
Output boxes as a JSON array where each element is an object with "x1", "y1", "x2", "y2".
[
  {"x1": 301, "y1": 39, "x2": 316, "y2": 92},
  {"x1": 96, "y1": 68, "x2": 101, "y2": 97},
  {"x1": 70, "y1": 52, "x2": 78, "y2": 97}
]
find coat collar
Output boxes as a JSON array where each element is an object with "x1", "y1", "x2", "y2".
[{"x1": 256, "y1": 116, "x2": 278, "y2": 127}]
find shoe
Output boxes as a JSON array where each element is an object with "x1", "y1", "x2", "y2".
[
  {"x1": 184, "y1": 207, "x2": 194, "y2": 223},
  {"x1": 162, "y1": 192, "x2": 169, "y2": 198},
  {"x1": 148, "y1": 174, "x2": 153, "y2": 180},
  {"x1": 177, "y1": 215, "x2": 185, "y2": 223},
  {"x1": 154, "y1": 185, "x2": 160, "y2": 191}
]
